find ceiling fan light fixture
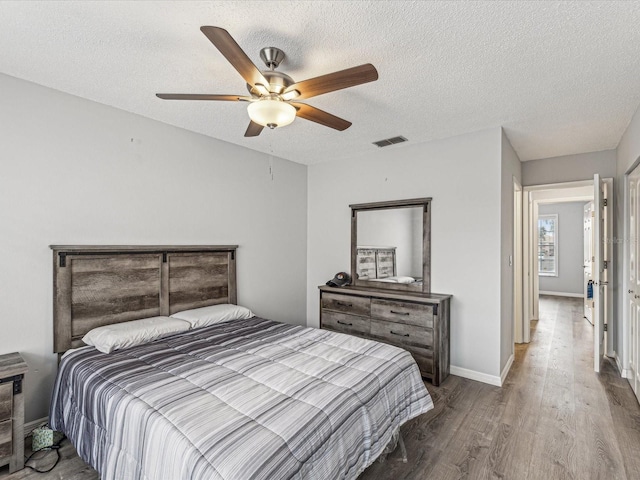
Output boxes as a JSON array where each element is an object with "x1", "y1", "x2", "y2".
[
  {"x1": 247, "y1": 97, "x2": 296, "y2": 129},
  {"x1": 158, "y1": 27, "x2": 378, "y2": 137},
  {"x1": 280, "y1": 89, "x2": 301, "y2": 101}
]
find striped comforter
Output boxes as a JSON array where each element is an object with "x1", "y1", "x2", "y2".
[{"x1": 50, "y1": 317, "x2": 433, "y2": 480}]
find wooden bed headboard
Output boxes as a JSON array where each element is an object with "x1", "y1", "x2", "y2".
[{"x1": 50, "y1": 245, "x2": 237, "y2": 353}]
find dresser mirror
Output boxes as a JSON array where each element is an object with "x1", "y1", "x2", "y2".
[{"x1": 350, "y1": 197, "x2": 431, "y2": 293}]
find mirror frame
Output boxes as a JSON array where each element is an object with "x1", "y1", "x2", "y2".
[{"x1": 350, "y1": 197, "x2": 431, "y2": 294}]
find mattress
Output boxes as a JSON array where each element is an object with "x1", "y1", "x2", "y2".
[{"x1": 50, "y1": 317, "x2": 433, "y2": 480}]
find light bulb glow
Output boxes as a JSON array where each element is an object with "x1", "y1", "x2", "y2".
[{"x1": 247, "y1": 99, "x2": 296, "y2": 129}]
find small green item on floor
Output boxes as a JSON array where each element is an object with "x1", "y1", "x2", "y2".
[{"x1": 32, "y1": 425, "x2": 65, "y2": 452}]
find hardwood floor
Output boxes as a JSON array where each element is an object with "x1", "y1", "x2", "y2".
[{"x1": 2, "y1": 296, "x2": 639, "y2": 479}]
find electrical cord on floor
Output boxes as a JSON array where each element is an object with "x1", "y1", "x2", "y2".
[{"x1": 23, "y1": 435, "x2": 67, "y2": 474}]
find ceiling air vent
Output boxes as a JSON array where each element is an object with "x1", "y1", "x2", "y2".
[{"x1": 372, "y1": 136, "x2": 408, "y2": 148}]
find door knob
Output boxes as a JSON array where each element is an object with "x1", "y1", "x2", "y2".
[{"x1": 630, "y1": 290, "x2": 634, "y2": 294}]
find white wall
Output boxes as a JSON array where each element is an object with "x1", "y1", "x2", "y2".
[
  {"x1": 0, "y1": 73, "x2": 308, "y2": 422},
  {"x1": 522, "y1": 150, "x2": 617, "y2": 186},
  {"x1": 500, "y1": 131, "x2": 522, "y2": 372},
  {"x1": 307, "y1": 127, "x2": 504, "y2": 381},
  {"x1": 538, "y1": 202, "x2": 586, "y2": 295},
  {"x1": 616, "y1": 104, "x2": 640, "y2": 375}
]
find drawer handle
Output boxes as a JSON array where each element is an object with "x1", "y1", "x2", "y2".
[
  {"x1": 336, "y1": 301, "x2": 353, "y2": 308},
  {"x1": 337, "y1": 320, "x2": 353, "y2": 326},
  {"x1": 390, "y1": 330, "x2": 410, "y2": 337},
  {"x1": 390, "y1": 310, "x2": 410, "y2": 316}
]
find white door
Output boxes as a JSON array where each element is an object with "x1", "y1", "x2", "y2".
[
  {"x1": 593, "y1": 174, "x2": 607, "y2": 373},
  {"x1": 584, "y1": 202, "x2": 593, "y2": 324},
  {"x1": 629, "y1": 168, "x2": 640, "y2": 400}
]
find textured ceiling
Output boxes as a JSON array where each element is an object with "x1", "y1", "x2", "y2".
[{"x1": 1, "y1": 1, "x2": 640, "y2": 164}]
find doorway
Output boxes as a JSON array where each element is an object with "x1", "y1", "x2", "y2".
[
  {"x1": 536, "y1": 202, "x2": 590, "y2": 303},
  {"x1": 583, "y1": 201, "x2": 594, "y2": 324},
  {"x1": 521, "y1": 177, "x2": 612, "y2": 372}
]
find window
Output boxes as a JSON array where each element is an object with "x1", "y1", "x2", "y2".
[{"x1": 538, "y1": 214, "x2": 558, "y2": 276}]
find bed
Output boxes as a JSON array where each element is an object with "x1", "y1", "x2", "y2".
[{"x1": 49, "y1": 245, "x2": 433, "y2": 480}]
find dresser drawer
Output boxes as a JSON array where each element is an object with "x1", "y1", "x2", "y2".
[
  {"x1": 0, "y1": 383, "x2": 11, "y2": 422},
  {"x1": 322, "y1": 293, "x2": 370, "y2": 316},
  {"x1": 407, "y1": 346, "x2": 434, "y2": 375},
  {"x1": 370, "y1": 319, "x2": 433, "y2": 349},
  {"x1": 371, "y1": 299, "x2": 433, "y2": 328},
  {"x1": 0, "y1": 419, "x2": 11, "y2": 458},
  {"x1": 322, "y1": 311, "x2": 370, "y2": 337}
]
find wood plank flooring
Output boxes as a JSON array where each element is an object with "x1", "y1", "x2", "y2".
[{"x1": 2, "y1": 296, "x2": 639, "y2": 479}]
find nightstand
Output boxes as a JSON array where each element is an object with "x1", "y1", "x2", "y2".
[{"x1": 0, "y1": 352, "x2": 28, "y2": 473}]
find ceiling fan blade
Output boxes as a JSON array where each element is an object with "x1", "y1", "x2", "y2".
[
  {"x1": 156, "y1": 94, "x2": 252, "y2": 101},
  {"x1": 291, "y1": 103, "x2": 352, "y2": 131},
  {"x1": 245, "y1": 120, "x2": 264, "y2": 137},
  {"x1": 200, "y1": 26, "x2": 269, "y2": 89},
  {"x1": 284, "y1": 64, "x2": 378, "y2": 100}
]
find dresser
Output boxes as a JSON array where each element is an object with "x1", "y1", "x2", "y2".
[
  {"x1": 319, "y1": 285, "x2": 451, "y2": 386},
  {"x1": 0, "y1": 352, "x2": 28, "y2": 473}
]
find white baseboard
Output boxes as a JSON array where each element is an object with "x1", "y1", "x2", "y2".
[
  {"x1": 614, "y1": 351, "x2": 631, "y2": 379},
  {"x1": 450, "y1": 365, "x2": 502, "y2": 387},
  {"x1": 500, "y1": 354, "x2": 515, "y2": 386},
  {"x1": 24, "y1": 416, "x2": 48, "y2": 438},
  {"x1": 539, "y1": 291, "x2": 584, "y2": 298}
]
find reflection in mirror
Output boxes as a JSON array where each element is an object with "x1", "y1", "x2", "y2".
[
  {"x1": 351, "y1": 197, "x2": 431, "y2": 293},
  {"x1": 357, "y1": 207, "x2": 423, "y2": 285}
]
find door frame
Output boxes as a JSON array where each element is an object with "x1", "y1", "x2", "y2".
[
  {"x1": 514, "y1": 178, "x2": 524, "y2": 343},
  {"x1": 523, "y1": 180, "x2": 593, "y2": 343},
  {"x1": 522, "y1": 179, "x2": 612, "y2": 356},
  {"x1": 594, "y1": 174, "x2": 606, "y2": 372}
]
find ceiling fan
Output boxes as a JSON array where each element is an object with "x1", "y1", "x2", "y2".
[{"x1": 156, "y1": 26, "x2": 379, "y2": 137}]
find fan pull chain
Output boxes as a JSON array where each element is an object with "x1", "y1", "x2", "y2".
[{"x1": 269, "y1": 145, "x2": 274, "y2": 181}]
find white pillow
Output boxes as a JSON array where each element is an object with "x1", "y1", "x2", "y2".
[
  {"x1": 370, "y1": 276, "x2": 416, "y2": 284},
  {"x1": 82, "y1": 316, "x2": 191, "y2": 354},
  {"x1": 170, "y1": 303, "x2": 254, "y2": 329},
  {"x1": 391, "y1": 276, "x2": 416, "y2": 284}
]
